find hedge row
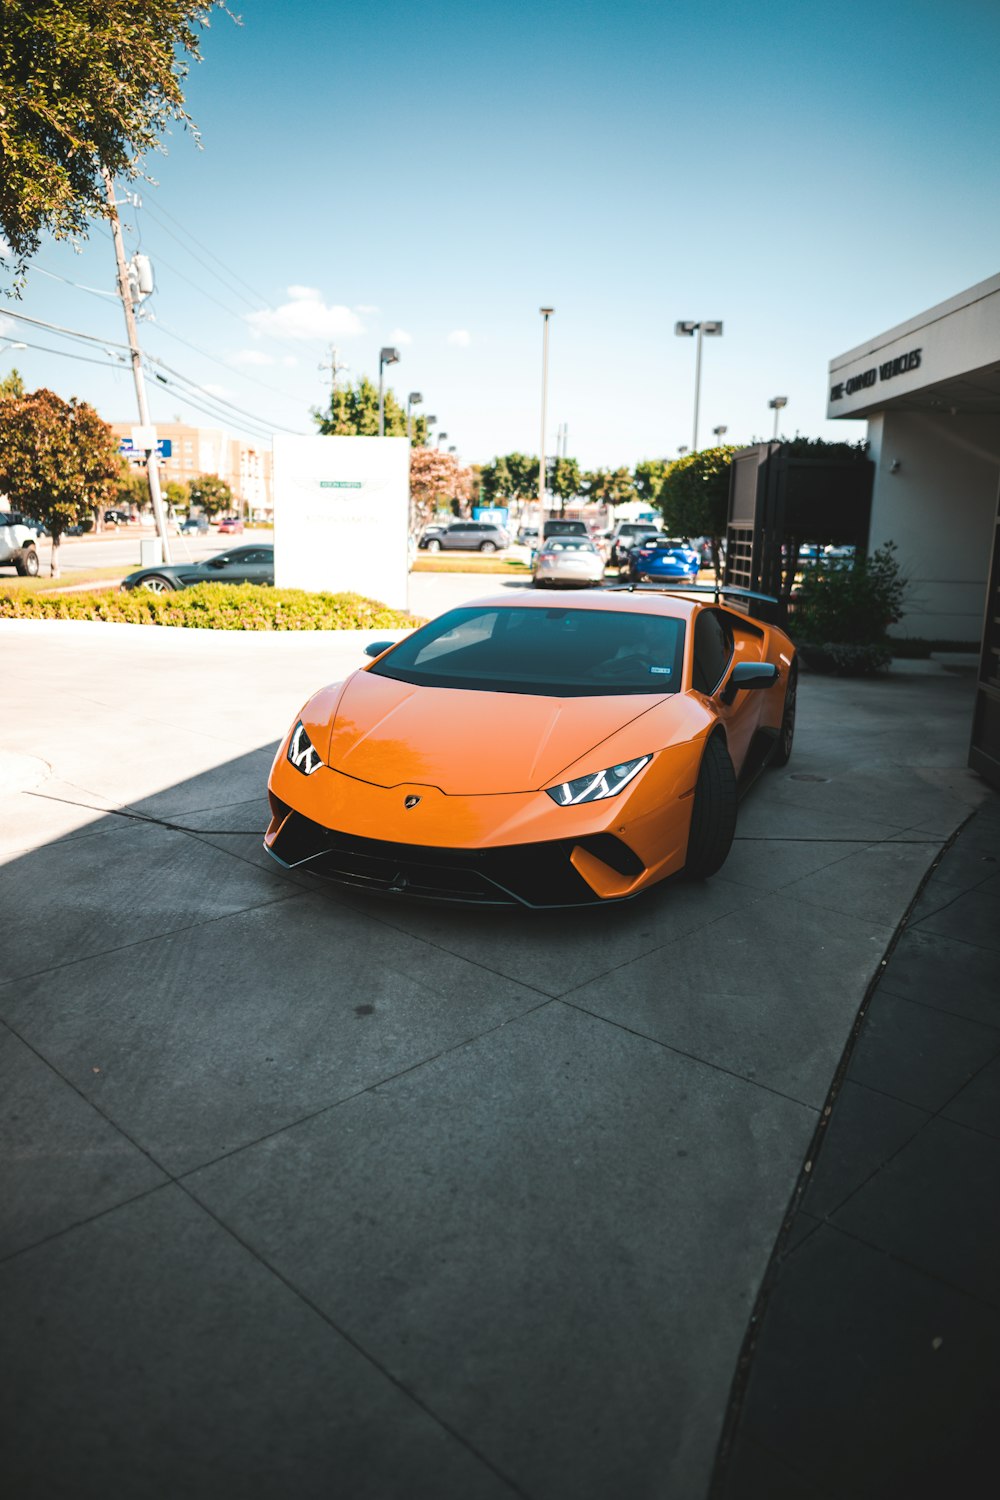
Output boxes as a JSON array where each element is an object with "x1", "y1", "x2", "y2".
[{"x1": 0, "y1": 582, "x2": 420, "y2": 631}]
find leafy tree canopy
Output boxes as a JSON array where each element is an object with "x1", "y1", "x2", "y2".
[
  {"x1": 656, "y1": 445, "x2": 738, "y2": 542},
  {"x1": 188, "y1": 472, "x2": 233, "y2": 517},
  {"x1": 584, "y1": 466, "x2": 636, "y2": 508},
  {"x1": 479, "y1": 453, "x2": 540, "y2": 509},
  {"x1": 632, "y1": 459, "x2": 669, "y2": 503},
  {"x1": 0, "y1": 386, "x2": 121, "y2": 572},
  {"x1": 549, "y1": 456, "x2": 582, "y2": 512},
  {"x1": 0, "y1": 367, "x2": 25, "y2": 399},
  {"x1": 0, "y1": 2, "x2": 227, "y2": 282},
  {"x1": 313, "y1": 376, "x2": 428, "y2": 445},
  {"x1": 410, "y1": 449, "x2": 472, "y2": 527}
]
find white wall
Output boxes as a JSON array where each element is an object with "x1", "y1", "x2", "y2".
[{"x1": 867, "y1": 411, "x2": 999, "y2": 641}]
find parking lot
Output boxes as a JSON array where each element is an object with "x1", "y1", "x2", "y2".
[{"x1": 0, "y1": 609, "x2": 990, "y2": 1499}]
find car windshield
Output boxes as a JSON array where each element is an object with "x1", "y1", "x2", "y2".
[
  {"x1": 544, "y1": 539, "x2": 596, "y2": 552},
  {"x1": 369, "y1": 605, "x2": 685, "y2": 696}
]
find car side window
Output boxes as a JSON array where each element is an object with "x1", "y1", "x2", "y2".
[{"x1": 692, "y1": 610, "x2": 734, "y2": 695}]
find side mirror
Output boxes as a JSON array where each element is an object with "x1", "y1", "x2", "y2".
[
  {"x1": 364, "y1": 640, "x2": 395, "y2": 658},
  {"x1": 208, "y1": 557, "x2": 227, "y2": 569},
  {"x1": 721, "y1": 660, "x2": 779, "y2": 703}
]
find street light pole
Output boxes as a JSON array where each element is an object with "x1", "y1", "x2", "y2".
[
  {"x1": 768, "y1": 396, "x2": 788, "y2": 441},
  {"x1": 675, "y1": 320, "x2": 723, "y2": 453},
  {"x1": 712, "y1": 424, "x2": 728, "y2": 444},
  {"x1": 538, "y1": 307, "x2": 554, "y2": 538},
  {"x1": 407, "y1": 391, "x2": 423, "y2": 443},
  {"x1": 378, "y1": 346, "x2": 400, "y2": 436}
]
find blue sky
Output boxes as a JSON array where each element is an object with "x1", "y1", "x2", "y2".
[{"x1": 2, "y1": 0, "x2": 998, "y2": 468}]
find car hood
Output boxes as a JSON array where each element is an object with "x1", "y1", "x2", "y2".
[{"x1": 323, "y1": 668, "x2": 671, "y2": 794}]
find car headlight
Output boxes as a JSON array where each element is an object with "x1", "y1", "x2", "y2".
[
  {"x1": 287, "y1": 721, "x2": 323, "y2": 776},
  {"x1": 546, "y1": 754, "x2": 651, "y2": 806}
]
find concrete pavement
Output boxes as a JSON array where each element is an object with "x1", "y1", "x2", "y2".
[{"x1": 0, "y1": 614, "x2": 992, "y2": 1498}]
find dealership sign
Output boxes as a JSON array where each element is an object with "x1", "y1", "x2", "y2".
[
  {"x1": 830, "y1": 348, "x2": 922, "y2": 402},
  {"x1": 272, "y1": 435, "x2": 409, "y2": 608}
]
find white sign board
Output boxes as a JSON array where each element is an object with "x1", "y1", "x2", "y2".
[{"x1": 272, "y1": 435, "x2": 409, "y2": 608}]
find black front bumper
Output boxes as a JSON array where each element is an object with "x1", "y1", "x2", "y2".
[{"x1": 266, "y1": 810, "x2": 644, "y2": 908}]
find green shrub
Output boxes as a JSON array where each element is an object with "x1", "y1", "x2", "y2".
[
  {"x1": 0, "y1": 582, "x2": 422, "y2": 631},
  {"x1": 790, "y1": 543, "x2": 906, "y2": 673}
]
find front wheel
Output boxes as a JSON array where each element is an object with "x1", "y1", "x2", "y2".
[
  {"x1": 16, "y1": 547, "x2": 40, "y2": 577},
  {"x1": 479, "y1": 540, "x2": 497, "y2": 553},
  {"x1": 685, "y1": 734, "x2": 738, "y2": 878},
  {"x1": 425, "y1": 539, "x2": 442, "y2": 553},
  {"x1": 770, "y1": 660, "x2": 798, "y2": 767},
  {"x1": 140, "y1": 574, "x2": 175, "y2": 594}
]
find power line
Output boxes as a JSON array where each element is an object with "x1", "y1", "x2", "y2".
[
  {"x1": 143, "y1": 317, "x2": 311, "y2": 412},
  {"x1": 138, "y1": 197, "x2": 273, "y2": 311},
  {"x1": 27, "y1": 264, "x2": 118, "y2": 299},
  {"x1": 4, "y1": 308, "x2": 131, "y2": 351}
]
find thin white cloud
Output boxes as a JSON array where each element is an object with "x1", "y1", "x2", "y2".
[
  {"x1": 201, "y1": 383, "x2": 232, "y2": 398},
  {"x1": 447, "y1": 328, "x2": 471, "y2": 347},
  {"x1": 280, "y1": 355, "x2": 298, "y2": 367},
  {"x1": 245, "y1": 294, "x2": 365, "y2": 342},
  {"x1": 389, "y1": 327, "x2": 412, "y2": 346},
  {"x1": 230, "y1": 349, "x2": 274, "y2": 367},
  {"x1": 287, "y1": 284, "x2": 320, "y2": 301},
  {"x1": 356, "y1": 304, "x2": 380, "y2": 315}
]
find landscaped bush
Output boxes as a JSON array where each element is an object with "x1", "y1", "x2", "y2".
[
  {"x1": 0, "y1": 582, "x2": 421, "y2": 631},
  {"x1": 788, "y1": 542, "x2": 906, "y2": 675}
]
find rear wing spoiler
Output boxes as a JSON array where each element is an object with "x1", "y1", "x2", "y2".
[{"x1": 604, "y1": 582, "x2": 780, "y2": 606}]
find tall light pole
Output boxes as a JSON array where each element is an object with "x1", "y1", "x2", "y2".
[
  {"x1": 437, "y1": 431, "x2": 448, "y2": 450},
  {"x1": 675, "y1": 320, "x2": 723, "y2": 453},
  {"x1": 538, "y1": 307, "x2": 554, "y2": 535},
  {"x1": 768, "y1": 396, "x2": 788, "y2": 441},
  {"x1": 712, "y1": 424, "x2": 728, "y2": 444},
  {"x1": 378, "y1": 346, "x2": 400, "y2": 436},
  {"x1": 423, "y1": 415, "x2": 437, "y2": 447},
  {"x1": 407, "y1": 391, "x2": 423, "y2": 442}
]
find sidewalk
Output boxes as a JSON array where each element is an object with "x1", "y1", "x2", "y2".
[
  {"x1": 0, "y1": 622, "x2": 994, "y2": 1498},
  {"x1": 714, "y1": 794, "x2": 1000, "y2": 1499}
]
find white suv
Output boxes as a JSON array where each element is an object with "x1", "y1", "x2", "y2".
[{"x1": 0, "y1": 511, "x2": 41, "y2": 576}]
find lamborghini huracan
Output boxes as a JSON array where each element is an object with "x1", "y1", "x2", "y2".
[{"x1": 264, "y1": 589, "x2": 797, "y2": 906}]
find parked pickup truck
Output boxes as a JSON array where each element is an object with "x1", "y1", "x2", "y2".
[{"x1": 0, "y1": 511, "x2": 41, "y2": 576}]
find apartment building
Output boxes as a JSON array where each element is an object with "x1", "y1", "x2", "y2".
[{"x1": 110, "y1": 420, "x2": 273, "y2": 518}]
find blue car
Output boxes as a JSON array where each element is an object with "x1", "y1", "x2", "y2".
[{"x1": 626, "y1": 537, "x2": 701, "y2": 583}]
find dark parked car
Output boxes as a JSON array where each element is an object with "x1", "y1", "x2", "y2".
[
  {"x1": 418, "y1": 521, "x2": 510, "y2": 553},
  {"x1": 104, "y1": 508, "x2": 134, "y2": 526},
  {"x1": 120, "y1": 545, "x2": 274, "y2": 593},
  {"x1": 179, "y1": 516, "x2": 210, "y2": 534}
]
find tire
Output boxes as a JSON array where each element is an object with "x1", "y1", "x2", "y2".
[
  {"x1": 479, "y1": 541, "x2": 497, "y2": 553},
  {"x1": 685, "y1": 734, "x2": 738, "y2": 878},
  {"x1": 426, "y1": 539, "x2": 442, "y2": 553},
  {"x1": 140, "y1": 574, "x2": 176, "y2": 593},
  {"x1": 16, "y1": 547, "x2": 39, "y2": 577},
  {"x1": 770, "y1": 659, "x2": 798, "y2": 767}
]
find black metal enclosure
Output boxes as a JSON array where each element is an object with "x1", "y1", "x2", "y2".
[{"x1": 722, "y1": 443, "x2": 874, "y2": 621}]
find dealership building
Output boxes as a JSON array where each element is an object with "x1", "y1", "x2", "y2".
[{"x1": 828, "y1": 272, "x2": 1000, "y2": 786}]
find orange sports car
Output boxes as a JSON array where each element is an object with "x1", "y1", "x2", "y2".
[{"x1": 264, "y1": 589, "x2": 797, "y2": 906}]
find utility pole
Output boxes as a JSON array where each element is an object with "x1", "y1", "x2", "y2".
[
  {"x1": 319, "y1": 345, "x2": 347, "y2": 410},
  {"x1": 103, "y1": 170, "x2": 171, "y2": 562}
]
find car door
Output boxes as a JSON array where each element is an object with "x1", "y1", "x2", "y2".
[
  {"x1": 692, "y1": 608, "x2": 763, "y2": 774},
  {"x1": 443, "y1": 525, "x2": 473, "y2": 551},
  {"x1": 238, "y1": 547, "x2": 274, "y2": 585},
  {"x1": 202, "y1": 549, "x2": 248, "y2": 584}
]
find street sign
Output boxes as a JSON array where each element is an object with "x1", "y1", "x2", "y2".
[{"x1": 119, "y1": 437, "x2": 172, "y2": 458}]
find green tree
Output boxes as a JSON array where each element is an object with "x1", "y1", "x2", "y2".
[
  {"x1": 164, "y1": 479, "x2": 190, "y2": 510},
  {"x1": 549, "y1": 457, "x2": 582, "y2": 515},
  {"x1": 657, "y1": 446, "x2": 738, "y2": 574},
  {"x1": 584, "y1": 466, "x2": 636, "y2": 509},
  {"x1": 0, "y1": 368, "x2": 25, "y2": 399},
  {"x1": 313, "y1": 376, "x2": 428, "y2": 445},
  {"x1": 633, "y1": 459, "x2": 669, "y2": 505},
  {"x1": 480, "y1": 456, "x2": 513, "y2": 506},
  {"x1": 0, "y1": 2, "x2": 227, "y2": 283},
  {"x1": 188, "y1": 472, "x2": 233, "y2": 518},
  {"x1": 0, "y1": 387, "x2": 122, "y2": 574},
  {"x1": 479, "y1": 453, "x2": 540, "y2": 515}
]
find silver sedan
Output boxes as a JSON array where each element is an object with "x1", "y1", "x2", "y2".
[{"x1": 532, "y1": 536, "x2": 606, "y2": 588}]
